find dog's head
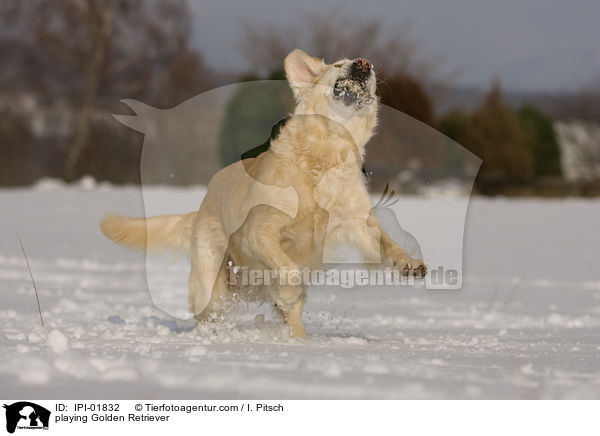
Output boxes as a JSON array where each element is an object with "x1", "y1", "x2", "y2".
[{"x1": 284, "y1": 49, "x2": 377, "y2": 143}]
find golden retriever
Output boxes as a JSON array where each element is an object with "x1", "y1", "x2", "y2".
[{"x1": 100, "y1": 49, "x2": 426, "y2": 338}]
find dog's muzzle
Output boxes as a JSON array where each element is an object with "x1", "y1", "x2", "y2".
[{"x1": 333, "y1": 58, "x2": 374, "y2": 108}]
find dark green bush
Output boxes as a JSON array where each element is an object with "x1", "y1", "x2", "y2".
[
  {"x1": 518, "y1": 105, "x2": 562, "y2": 177},
  {"x1": 219, "y1": 76, "x2": 294, "y2": 167}
]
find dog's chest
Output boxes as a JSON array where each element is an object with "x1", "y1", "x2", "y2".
[
  {"x1": 295, "y1": 162, "x2": 367, "y2": 230},
  {"x1": 312, "y1": 159, "x2": 366, "y2": 212}
]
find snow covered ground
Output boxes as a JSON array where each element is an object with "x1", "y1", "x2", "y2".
[{"x1": 1, "y1": 181, "x2": 599, "y2": 399}]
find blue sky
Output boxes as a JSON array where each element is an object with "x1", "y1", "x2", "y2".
[{"x1": 189, "y1": 0, "x2": 600, "y2": 92}]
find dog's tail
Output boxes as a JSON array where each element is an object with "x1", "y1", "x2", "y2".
[{"x1": 100, "y1": 212, "x2": 197, "y2": 254}]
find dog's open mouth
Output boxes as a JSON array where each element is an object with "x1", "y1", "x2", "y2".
[{"x1": 333, "y1": 78, "x2": 374, "y2": 108}]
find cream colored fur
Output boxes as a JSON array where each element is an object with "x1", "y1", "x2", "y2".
[{"x1": 101, "y1": 49, "x2": 425, "y2": 338}]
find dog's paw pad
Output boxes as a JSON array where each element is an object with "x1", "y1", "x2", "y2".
[
  {"x1": 395, "y1": 260, "x2": 427, "y2": 278},
  {"x1": 413, "y1": 263, "x2": 427, "y2": 278}
]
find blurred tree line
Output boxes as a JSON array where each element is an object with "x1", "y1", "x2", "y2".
[
  {"x1": 438, "y1": 83, "x2": 563, "y2": 193},
  {"x1": 0, "y1": 3, "x2": 598, "y2": 195},
  {"x1": 0, "y1": 0, "x2": 215, "y2": 185}
]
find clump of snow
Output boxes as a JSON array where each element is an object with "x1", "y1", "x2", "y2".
[
  {"x1": 76, "y1": 175, "x2": 98, "y2": 190},
  {"x1": 33, "y1": 177, "x2": 66, "y2": 191},
  {"x1": 27, "y1": 333, "x2": 42, "y2": 343},
  {"x1": 47, "y1": 329, "x2": 69, "y2": 353},
  {"x1": 156, "y1": 325, "x2": 171, "y2": 336}
]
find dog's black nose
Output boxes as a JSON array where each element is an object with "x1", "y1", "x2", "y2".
[{"x1": 350, "y1": 58, "x2": 372, "y2": 81}]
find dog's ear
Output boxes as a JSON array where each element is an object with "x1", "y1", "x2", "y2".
[{"x1": 284, "y1": 49, "x2": 325, "y2": 97}]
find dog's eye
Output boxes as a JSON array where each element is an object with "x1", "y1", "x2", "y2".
[{"x1": 333, "y1": 63, "x2": 345, "y2": 68}]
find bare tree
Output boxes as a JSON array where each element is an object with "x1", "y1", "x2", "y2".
[
  {"x1": 61, "y1": 1, "x2": 116, "y2": 179},
  {"x1": 239, "y1": 11, "x2": 435, "y2": 80},
  {"x1": 1, "y1": 0, "x2": 213, "y2": 181}
]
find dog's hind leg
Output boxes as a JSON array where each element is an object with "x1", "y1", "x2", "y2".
[
  {"x1": 188, "y1": 218, "x2": 229, "y2": 319},
  {"x1": 275, "y1": 293, "x2": 306, "y2": 338},
  {"x1": 192, "y1": 265, "x2": 230, "y2": 322}
]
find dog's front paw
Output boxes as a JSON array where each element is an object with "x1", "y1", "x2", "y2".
[
  {"x1": 391, "y1": 253, "x2": 427, "y2": 278},
  {"x1": 409, "y1": 261, "x2": 427, "y2": 278}
]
